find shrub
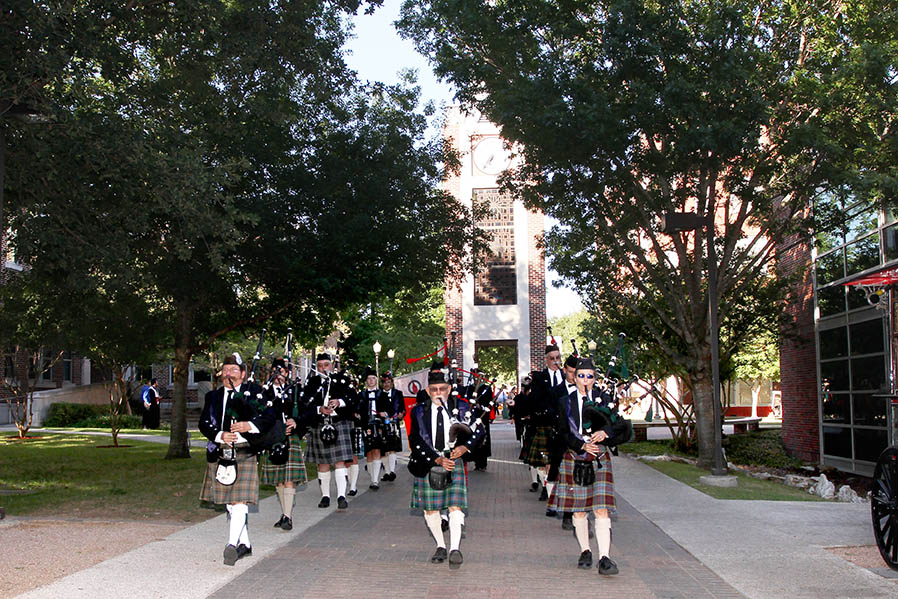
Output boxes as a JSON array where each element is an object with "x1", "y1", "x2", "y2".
[
  {"x1": 723, "y1": 429, "x2": 804, "y2": 469},
  {"x1": 44, "y1": 403, "x2": 107, "y2": 427},
  {"x1": 72, "y1": 414, "x2": 143, "y2": 429}
]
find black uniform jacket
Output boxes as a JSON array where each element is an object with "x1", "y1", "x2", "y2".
[
  {"x1": 358, "y1": 388, "x2": 395, "y2": 428},
  {"x1": 199, "y1": 382, "x2": 278, "y2": 462},
  {"x1": 526, "y1": 368, "x2": 561, "y2": 426},
  {"x1": 557, "y1": 387, "x2": 628, "y2": 459},
  {"x1": 407, "y1": 394, "x2": 486, "y2": 476},
  {"x1": 300, "y1": 370, "x2": 357, "y2": 426}
]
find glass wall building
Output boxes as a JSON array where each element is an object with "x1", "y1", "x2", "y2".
[{"x1": 814, "y1": 192, "x2": 895, "y2": 475}]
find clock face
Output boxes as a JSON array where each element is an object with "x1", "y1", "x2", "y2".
[{"x1": 472, "y1": 137, "x2": 511, "y2": 175}]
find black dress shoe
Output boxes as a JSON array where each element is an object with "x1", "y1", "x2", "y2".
[
  {"x1": 318, "y1": 496, "x2": 330, "y2": 508},
  {"x1": 577, "y1": 550, "x2": 593, "y2": 569},
  {"x1": 281, "y1": 517, "x2": 293, "y2": 531},
  {"x1": 598, "y1": 556, "x2": 619, "y2": 575},
  {"x1": 538, "y1": 487, "x2": 548, "y2": 501},
  {"x1": 529, "y1": 482, "x2": 538, "y2": 492},
  {"x1": 448, "y1": 549, "x2": 463, "y2": 568},
  {"x1": 545, "y1": 508, "x2": 557, "y2": 518},
  {"x1": 369, "y1": 484, "x2": 379, "y2": 491},
  {"x1": 384, "y1": 472, "x2": 395, "y2": 481},
  {"x1": 347, "y1": 489, "x2": 358, "y2": 496},
  {"x1": 223, "y1": 544, "x2": 238, "y2": 566},
  {"x1": 236, "y1": 544, "x2": 252, "y2": 559},
  {"x1": 337, "y1": 496, "x2": 348, "y2": 509},
  {"x1": 431, "y1": 547, "x2": 448, "y2": 563},
  {"x1": 273, "y1": 514, "x2": 285, "y2": 528},
  {"x1": 561, "y1": 514, "x2": 574, "y2": 530}
]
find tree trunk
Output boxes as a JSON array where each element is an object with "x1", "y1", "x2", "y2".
[
  {"x1": 692, "y1": 374, "x2": 717, "y2": 470},
  {"x1": 166, "y1": 312, "x2": 193, "y2": 459},
  {"x1": 751, "y1": 383, "x2": 760, "y2": 419}
]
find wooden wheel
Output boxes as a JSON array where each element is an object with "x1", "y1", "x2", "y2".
[{"x1": 872, "y1": 446, "x2": 898, "y2": 570}]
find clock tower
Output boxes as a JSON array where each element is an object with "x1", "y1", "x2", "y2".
[{"x1": 443, "y1": 107, "x2": 548, "y2": 382}]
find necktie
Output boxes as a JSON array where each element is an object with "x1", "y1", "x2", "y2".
[
  {"x1": 552, "y1": 371, "x2": 559, "y2": 387},
  {"x1": 224, "y1": 390, "x2": 233, "y2": 429},
  {"x1": 435, "y1": 407, "x2": 445, "y2": 451}
]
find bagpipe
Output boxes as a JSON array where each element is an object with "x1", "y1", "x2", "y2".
[{"x1": 581, "y1": 333, "x2": 634, "y2": 454}]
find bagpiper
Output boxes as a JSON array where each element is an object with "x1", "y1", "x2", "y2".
[
  {"x1": 520, "y1": 344, "x2": 564, "y2": 504},
  {"x1": 359, "y1": 365, "x2": 394, "y2": 490},
  {"x1": 462, "y1": 370, "x2": 494, "y2": 472},
  {"x1": 198, "y1": 353, "x2": 277, "y2": 565},
  {"x1": 408, "y1": 368, "x2": 485, "y2": 568},
  {"x1": 301, "y1": 352, "x2": 357, "y2": 510},
  {"x1": 548, "y1": 357, "x2": 629, "y2": 574},
  {"x1": 380, "y1": 371, "x2": 405, "y2": 481},
  {"x1": 259, "y1": 358, "x2": 308, "y2": 531}
]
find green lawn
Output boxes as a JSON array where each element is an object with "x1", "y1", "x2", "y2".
[
  {"x1": 642, "y1": 459, "x2": 824, "y2": 501},
  {"x1": 0, "y1": 433, "x2": 273, "y2": 521},
  {"x1": 35, "y1": 427, "x2": 207, "y2": 441}
]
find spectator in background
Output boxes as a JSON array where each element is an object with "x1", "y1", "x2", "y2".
[{"x1": 142, "y1": 378, "x2": 161, "y2": 429}]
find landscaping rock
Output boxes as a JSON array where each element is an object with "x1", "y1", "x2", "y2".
[
  {"x1": 639, "y1": 454, "x2": 672, "y2": 462},
  {"x1": 752, "y1": 472, "x2": 773, "y2": 480},
  {"x1": 809, "y1": 473, "x2": 835, "y2": 499},
  {"x1": 784, "y1": 474, "x2": 815, "y2": 489},
  {"x1": 837, "y1": 484, "x2": 864, "y2": 503}
]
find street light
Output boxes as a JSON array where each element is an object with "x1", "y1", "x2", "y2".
[
  {"x1": 587, "y1": 339, "x2": 597, "y2": 361},
  {"x1": 660, "y1": 211, "x2": 726, "y2": 477},
  {"x1": 373, "y1": 341, "x2": 382, "y2": 377},
  {"x1": 387, "y1": 348, "x2": 395, "y2": 374}
]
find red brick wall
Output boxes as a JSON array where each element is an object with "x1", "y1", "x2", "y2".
[
  {"x1": 528, "y1": 209, "x2": 547, "y2": 372},
  {"x1": 777, "y1": 233, "x2": 820, "y2": 463}
]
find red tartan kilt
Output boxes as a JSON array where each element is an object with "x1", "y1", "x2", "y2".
[{"x1": 547, "y1": 450, "x2": 616, "y2": 514}]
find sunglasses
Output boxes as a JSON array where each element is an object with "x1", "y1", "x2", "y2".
[{"x1": 576, "y1": 373, "x2": 595, "y2": 379}]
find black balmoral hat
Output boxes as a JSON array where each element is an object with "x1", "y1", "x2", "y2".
[{"x1": 576, "y1": 357, "x2": 596, "y2": 371}]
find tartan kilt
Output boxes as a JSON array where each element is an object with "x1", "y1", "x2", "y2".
[
  {"x1": 409, "y1": 460, "x2": 467, "y2": 511},
  {"x1": 200, "y1": 450, "x2": 260, "y2": 505},
  {"x1": 523, "y1": 426, "x2": 553, "y2": 467},
  {"x1": 306, "y1": 420, "x2": 355, "y2": 464},
  {"x1": 260, "y1": 443, "x2": 308, "y2": 485},
  {"x1": 547, "y1": 450, "x2": 616, "y2": 514}
]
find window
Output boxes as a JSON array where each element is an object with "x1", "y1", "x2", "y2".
[{"x1": 62, "y1": 351, "x2": 73, "y2": 382}]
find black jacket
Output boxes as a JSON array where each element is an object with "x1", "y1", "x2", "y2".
[
  {"x1": 557, "y1": 387, "x2": 630, "y2": 458},
  {"x1": 299, "y1": 370, "x2": 357, "y2": 426},
  {"x1": 407, "y1": 395, "x2": 486, "y2": 476},
  {"x1": 199, "y1": 382, "x2": 278, "y2": 462}
]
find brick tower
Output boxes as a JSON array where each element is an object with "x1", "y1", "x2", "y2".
[{"x1": 443, "y1": 107, "x2": 547, "y2": 382}]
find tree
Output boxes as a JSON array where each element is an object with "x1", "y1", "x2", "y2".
[
  {"x1": 4, "y1": 1, "x2": 477, "y2": 459},
  {"x1": 398, "y1": 0, "x2": 898, "y2": 469},
  {"x1": 731, "y1": 331, "x2": 781, "y2": 418}
]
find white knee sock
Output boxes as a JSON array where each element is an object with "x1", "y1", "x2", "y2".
[
  {"x1": 282, "y1": 487, "x2": 296, "y2": 518},
  {"x1": 573, "y1": 516, "x2": 590, "y2": 553},
  {"x1": 228, "y1": 503, "x2": 248, "y2": 547},
  {"x1": 275, "y1": 486, "x2": 285, "y2": 512},
  {"x1": 546, "y1": 481, "x2": 555, "y2": 499},
  {"x1": 349, "y1": 463, "x2": 360, "y2": 491},
  {"x1": 424, "y1": 512, "x2": 445, "y2": 548},
  {"x1": 318, "y1": 470, "x2": 332, "y2": 498},
  {"x1": 530, "y1": 467, "x2": 539, "y2": 484},
  {"x1": 596, "y1": 517, "x2": 612, "y2": 558},
  {"x1": 537, "y1": 468, "x2": 547, "y2": 486},
  {"x1": 370, "y1": 459, "x2": 382, "y2": 484},
  {"x1": 388, "y1": 453, "x2": 398, "y2": 473},
  {"x1": 448, "y1": 510, "x2": 464, "y2": 551},
  {"x1": 334, "y1": 466, "x2": 348, "y2": 498}
]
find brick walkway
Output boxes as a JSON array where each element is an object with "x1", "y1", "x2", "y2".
[{"x1": 209, "y1": 423, "x2": 743, "y2": 599}]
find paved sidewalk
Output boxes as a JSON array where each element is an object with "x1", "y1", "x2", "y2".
[
  {"x1": 209, "y1": 425, "x2": 741, "y2": 599},
  {"x1": 12, "y1": 423, "x2": 896, "y2": 598}
]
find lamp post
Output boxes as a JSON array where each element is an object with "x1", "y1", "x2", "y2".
[
  {"x1": 660, "y1": 211, "x2": 727, "y2": 477},
  {"x1": 587, "y1": 339, "x2": 597, "y2": 361},
  {"x1": 387, "y1": 348, "x2": 395, "y2": 374},
  {"x1": 373, "y1": 341, "x2": 382, "y2": 378}
]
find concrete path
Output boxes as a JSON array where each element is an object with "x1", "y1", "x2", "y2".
[{"x1": 11, "y1": 423, "x2": 896, "y2": 598}]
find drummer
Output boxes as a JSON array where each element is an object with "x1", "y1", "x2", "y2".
[{"x1": 407, "y1": 368, "x2": 485, "y2": 568}]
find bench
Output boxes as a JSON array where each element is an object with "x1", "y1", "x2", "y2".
[
  {"x1": 724, "y1": 416, "x2": 762, "y2": 434},
  {"x1": 631, "y1": 421, "x2": 669, "y2": 442}
]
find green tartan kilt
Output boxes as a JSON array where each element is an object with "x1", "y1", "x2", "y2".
[
  {"x1": 260, "y1": 444, "x2": 308, "y2": 485},
  {"x1": 409, "y1": 460, "x2": 467, "y2": 511},
  {"x1": 547, "y1": 450, "x2": 616, "y2": 514},
  {"x1": 524, "y1": 426, "x2": 553, "y2": 467},
  {"x1": 199, "y1": 450, "x2": 259, "y2": 505}
]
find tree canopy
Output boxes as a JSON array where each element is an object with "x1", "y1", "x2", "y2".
[
  {"x1": 398, "y1": 0, "x2": 898, "y2": 467},
  {"x1": 3, "y1": 0, "x2": 478, "y2": 457}
]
